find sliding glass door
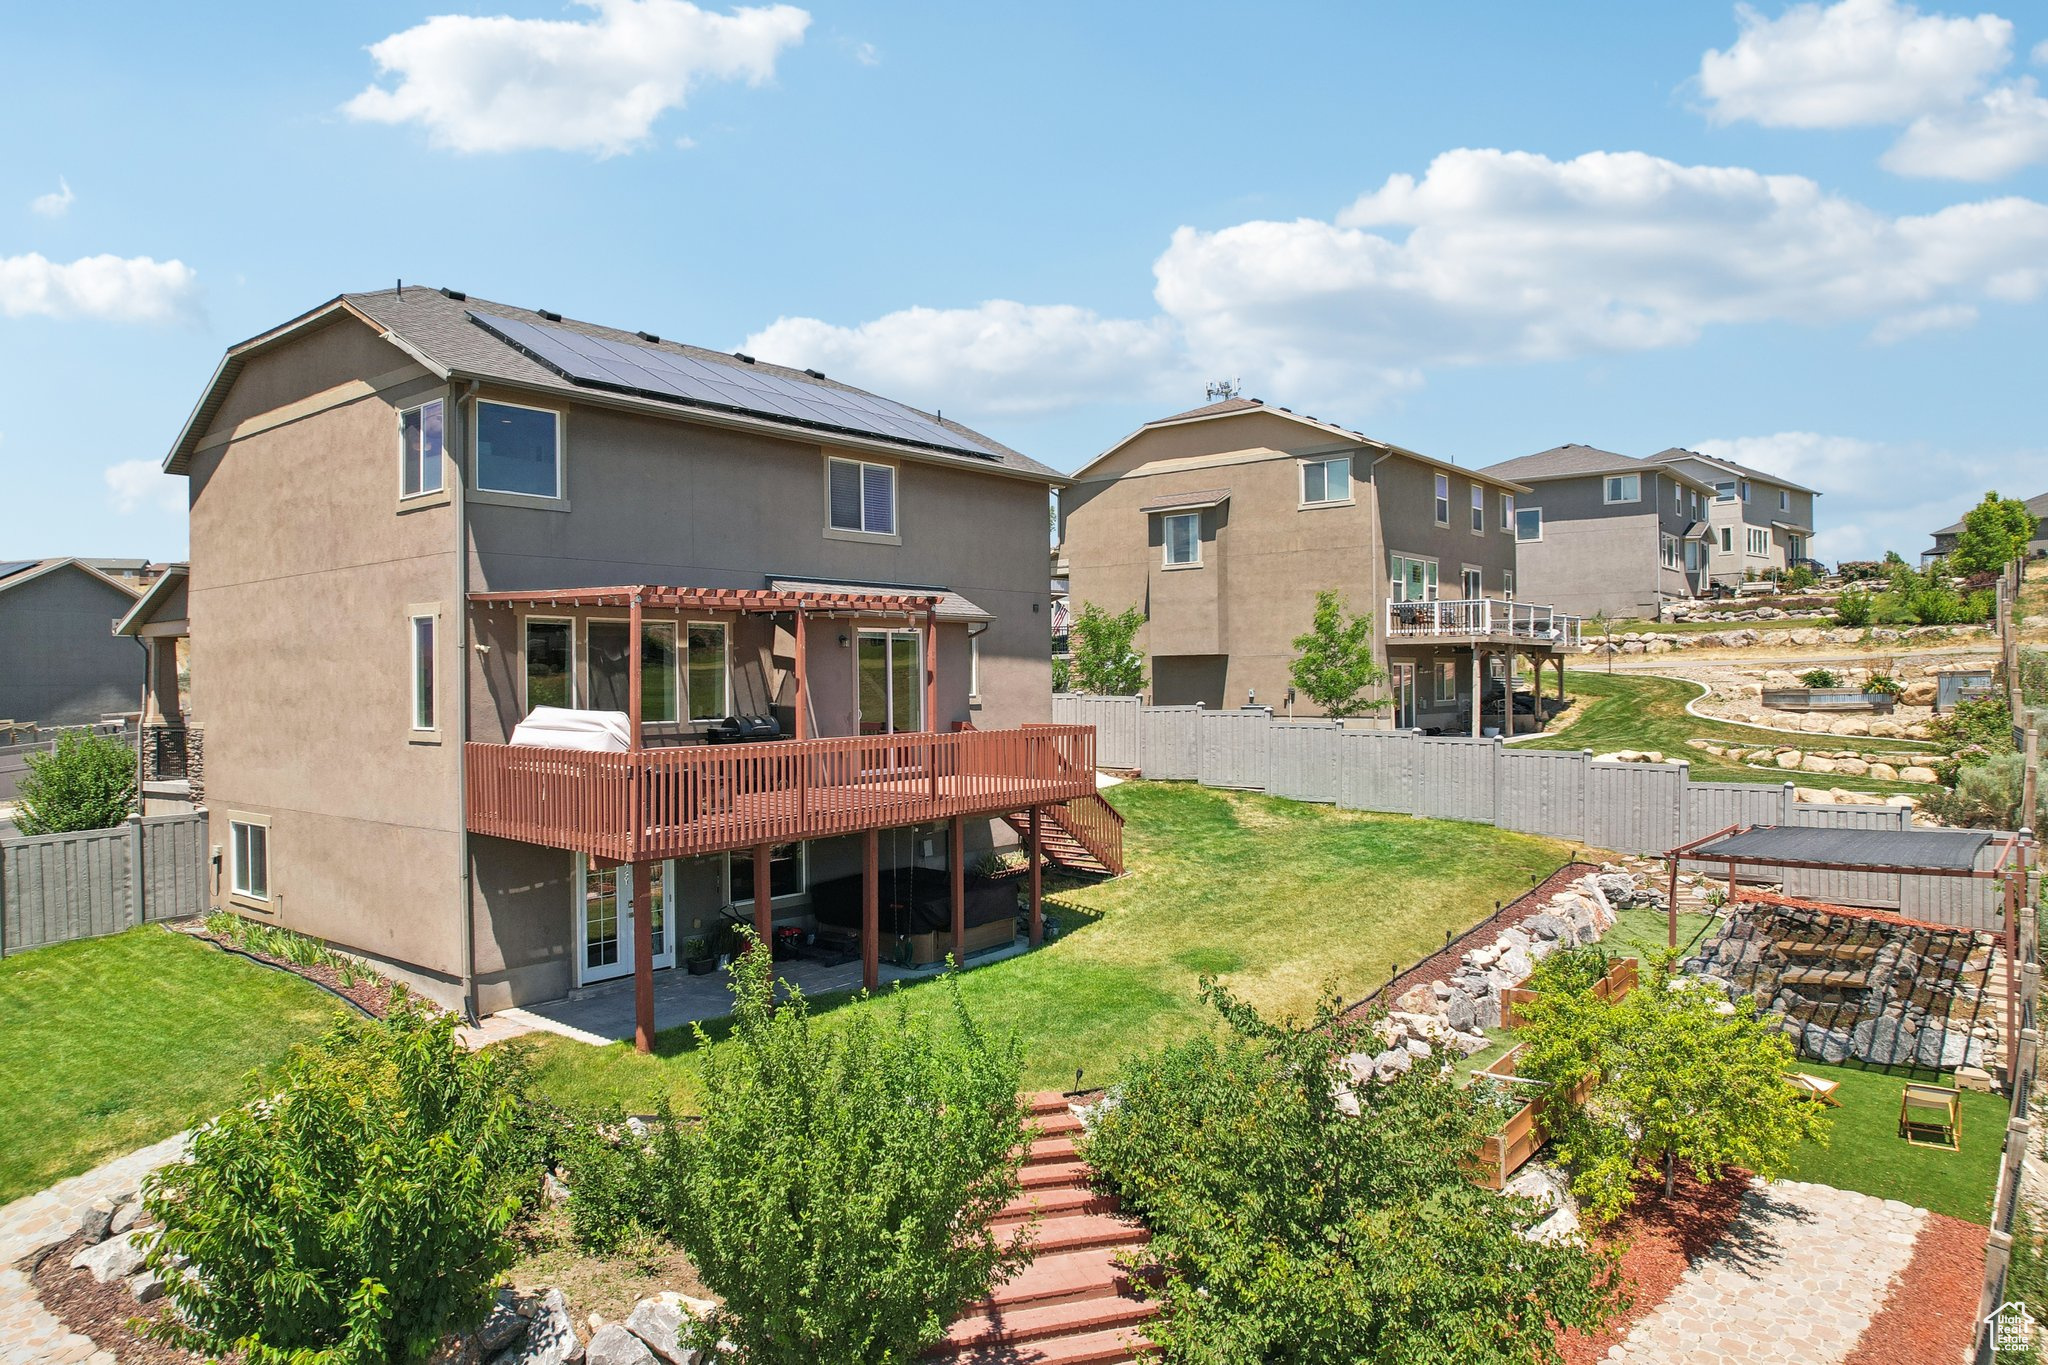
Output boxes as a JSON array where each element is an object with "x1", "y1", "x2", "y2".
[{"x1": 857, "y1": 630, "x2": 923, "y2": 735}]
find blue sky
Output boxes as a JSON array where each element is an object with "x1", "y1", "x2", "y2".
[{"x1": 4, "y1": 0, "x2": 2046, "y2": 563}]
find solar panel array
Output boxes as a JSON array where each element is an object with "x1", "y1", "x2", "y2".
[
  {"x1": 0, "y1": 560, "x2": 39, "y2": 581},
  {"x1": 468, "y1": 312, "x2": 998, "y2": 459}
]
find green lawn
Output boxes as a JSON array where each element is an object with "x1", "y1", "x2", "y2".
[
  {"x1": 0, "y1": 927, "x2": 347, "y2": 1203},
  {"x1": 1519, "y1": 670, "x2": 1932, "y2": 793},
  {"x1": 1779, "y1": 1059, "x2": 2006, "y2": 1222},
  {"x1": 522, "y1": 782, "x2": 1573, "y2": 1115}
]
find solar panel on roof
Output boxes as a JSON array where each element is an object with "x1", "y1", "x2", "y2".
[
  {"x1": 468, "y1": 313, "x2": 998, "y2": 459},
  {"x1": 0, "y1": 560, "x2": 39, "y2": 581}
]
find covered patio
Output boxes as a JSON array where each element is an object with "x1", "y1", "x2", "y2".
[{"x1": 463, "y1": 584, "x2": 1102, "y2": 1050}]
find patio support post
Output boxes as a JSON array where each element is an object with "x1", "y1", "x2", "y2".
[
  {"x1": 1504, "y1": 649, "x2": 1516, "y2": 738},
  {"x1": 1028, "y1": 806, "x2": 1044, "y2": 948},
  {"x1": 1470, "y1": 650, "x2": 1483, "y2": 738},
  {"x1": 628, "y1": 591, "x2": 655, "y2": 1053},
  {"x1": 950, "y1": 814, "x2": 966, "y2": 968},
  {"x1": 925, "y1": 607, "x2": 939, "y2": 734},
  {"x1": 1666, "y1": 856, "x2": 1679, "y2": 948},
  {"x1": 793, "y1": 608, "x2": 808, "y2": 742},
  {"x1": 1556, "y1": 655, "x2": 1566, "y2": 702},
  {"x1": 862, "y1": 827, "x2": 880, "y2": 992},
  {"x1": 752, "y1": 843, "x2": 773, "y2": 950}
]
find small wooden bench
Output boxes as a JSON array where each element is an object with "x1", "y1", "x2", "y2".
[{"x1": 1899, "y1": 1082, "x2": 1962, "y2": 1151}]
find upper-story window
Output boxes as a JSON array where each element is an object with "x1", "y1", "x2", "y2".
[
  {"x1": 1469, "y1": 483, "x2": 1485, "y2": 533},
  {"x1": 1739, "y1": 479, "x2": 1752, "y2": 501},
  {"x1": 400, "y1": 399, "x2": 444, "y2": 498},
  {"x1": 828, "y1": 457, "x2": 896, "y2": 536},
  {"x1": 475, "y1": 400, "x2": 561, "y2": 499},
  {"x1": 1516, "y1": 507, "x2": 1543, "y2": 541},
  {"x1": 1460, "y1": 566, "x2": 1483, "y2": 598},
  {"x1": 1500, "y1": 492, "x2": 1515, "y2": 530},
  {"x1": 1300, "y1": 456, "x2": 1350, "y2": 505},
  {"x1": 1163, "y1": 512, "x2": 1201, "y2": 566},
  {"x1": 1603, "y1": 473, "x2": 1641, "y2": 504},
  {"x1": 1433, "y1": 473, "x2": 1450, "y2": 525},
  {"x1": 1714, "y1": 480, "x2": 1736, "y2": 502},
  {"x1": 1779, "y1": 489, "x2": 1790, "y2": 512}
]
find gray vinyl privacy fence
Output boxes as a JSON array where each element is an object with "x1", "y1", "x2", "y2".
[
  {"x1": 1053, "y1": 695, "x2": 2012, "y2": 932},
  {"x1": 0, "y1": 812, "x2": 209, "y2": 955}
]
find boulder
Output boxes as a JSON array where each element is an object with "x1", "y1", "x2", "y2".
[
  {"x1": 587, "y1": 1324, "x2": 656, "y2": 1365},
  {"x1": 1902, "y1": 681, "x2": 1937, "y2": 706},
  {"x1": 1868, "y1": 762, "x2": 1899, "y2": 781},
  {"x1": 1799, "y1": 754, "x2": 1839, "y2": 774},
  {"x1": 130, "y1": 1270, "x2": 165, "y2": 1305},
  {"x1": 479, "y1": 1291, "x2": 531, "y2": 1357},
  {"x1": 1829, "y1": 717, "x2": 1870, "y2": 737},
  {"x1": 109, "y1": 1199, "x2": 143, "y2": 1237},
  {"x1": 1443, "y1": 993, "x2": 1477, "y2": 1034},
  {"x1": 78, "y1": 1199, "x2": 116, "y2": 1245},
  {"x1": 1393, "y1": 983, "x2": 1440, "y2": 1016},
  {"x1": 1372, "y1": 1048, "x2": 1413, "y2": 1080},
  {"x1": 1402, "y1": 1037, "x2": 1433, "y2": 1059},
  {"x1": 1776, "y1": 750, "x2": 1803, "y2": 769},
  {"x1": 1787, "y1": 628, "x2": 1826, "y2": 645},
  {"x1": 1833, "y1": 758, "x2": 1870, "y2": 776},
  {"x1": 494, "y1": 1288, "x2": 583, "y2": 1365},
  {"x1": 1899, "y1": 766, "x2": 1940, "y2": 783},
  {"x1": 1802, "y1": 1024, "x2": 1855, "y2": 1064},
  {"x1": 70, "y1": 1229, "x2": 149, "y2": 1283},
  {"x1": 625, "y1": 1299, "x2": 699, "y2": 1365}
]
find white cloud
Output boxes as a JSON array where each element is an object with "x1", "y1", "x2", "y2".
[
  {"x1": 1697, "y1": 0, "x2": 2011, "y2": 128},
  {"x1": 1883, "y1": 77, "x2": 2048, "y2": 178},
  {"x1": 1868, "y1": 302, "x2": 1978, "y2": 342},
  {"x1": 744, "y1": 302, "x2": 1190, "y2": 417},
  {"x1": 104, "y1": 458, "x2": 184, "y2": 516},
  {"x1": 0, "y1": 253, "x2": 198, "y2": 323},
  {"x1": 1693, "y1": 431, "x2": 2038, "y2": 560},
  {"x1": 29, "y1": 177, "x2": 74, "y2": 217},
  {"x1": 345, "y1": 0, "x2": 811, "y2": 155},
  {"x1": 852, "y1": 40, "x2": 879, "y2": 66}
]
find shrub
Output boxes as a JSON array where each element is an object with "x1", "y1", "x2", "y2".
[
  {"x1": 143, "y1": 1000, "x2": 540, "y2": 1365},
  {"x1": 1928, "y1": 695, "x2": 2017, "y2": 754},
  {"x1": 1783, "y1": 563, "x2": 1817, "y2": 591},
  {"x1": 1799, "y1": 668, "x2": 1840, "y2": 688},
  {"x1": 1952, "y1": 492, "x2": 2038, "y2": 575},
  {"x1": 1288, "y1": 588, "x2": 1387, "y2": 718},
  {"x1": 1837, "y1": 560, "x2": 1886, "y2": 582},
  {"x1": 1862, "y1": 674, "x2": 1905, "y2": 698},
  {"x1": 556, "y1": 1098, "x2": 691, "y2": 1253},
  {"x1": 1833, "y1": 587, "x2": 1873, "y2": 628},
  {"x1": 13, "y1": 730, "x2": 136, "y2": 835},
  {"x1": 1068, "y1": 601, "x2": 1147, "y2": 696},
  {"x1": 1515, "y1": 954, "x2": 1831, "y2": 1223},
  {"x1": 672, "y1": 934, "x2": 1030, "y2": 1365},
  {"x1": 1922, "y1": 753, "x2": 2044, "y2": 831},
  {"x1": 1084, "y1": 982, "x2": 1621, "y2": 1364},
  {"x1": 1050, "y1": 655, "x2": 1071, "y2": 692}
]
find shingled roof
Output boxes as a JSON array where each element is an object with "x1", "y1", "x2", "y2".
[
  {"x1": 164, "y1": 287, "x2": 1058, "y2": 483},
  {"x1": 1650, "y1": 447, "x2": 1819, "y2": 496},
  {"x1": 1479, "y1": 444, "x2": 1711, "y2": 493}
]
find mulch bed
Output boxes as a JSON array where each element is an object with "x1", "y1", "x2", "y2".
[
  {"x1": 28, "y1": 1232, "x2": 213, "y2": 1365},
  {"x1": 1556, "y1": 1170, "x2": 1751, "y2": 1365},
  {"x1": 176, "y1": 925, "x2": 399, "y2": 1018},
  {"x1": 1341, "y1": 861, "x2": 1598, "y2": 1020},
  {"x1": 1842, "y1": 1212, "x2": 1989, "y2": 1365}
]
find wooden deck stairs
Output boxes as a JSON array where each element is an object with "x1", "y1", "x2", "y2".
[
  {"x1": 929, "y1": 1092, "x2": 1156, "y2": 1364},
  {"x1": 1001, "y1": 795, "x2": 1125, "y2": 878}
]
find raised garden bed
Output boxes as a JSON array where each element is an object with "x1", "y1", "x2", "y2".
[
  {"x1": 1761, "y1": 687, "x2": 1899, "y2": 714},
  {"x1": 1501, "y1": 956, "x2": 1639, "y2": 1031}
]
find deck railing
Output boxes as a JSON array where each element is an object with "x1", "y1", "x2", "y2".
[
  {"x1": 1386, "y1": 597, "x2": 1582, "y2": 648},
  {"x1": 466, "y1": 724, "x2": 1101, "y2": 862}
]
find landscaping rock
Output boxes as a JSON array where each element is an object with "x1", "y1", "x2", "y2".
[
  {"x1": 587, "y1": 1325, "x2": 656, "y2": 1365},
  {"x1": 1868, "y1": 762, "x2": 1899, "y2": 781},
  {"x1": 479, "y1": 1290, "x2": 531, "y2": 1356},
  {"x1": 1370, "y1": 1048, "x2": 1413, "y2": 1081},
  {"x1": 494, "y1": 1288, "x2": 583, "y2": 1365},
  {"x1": 624, "y1": 1299, "x2": 696, "y2": 1365},
  {"x1": 1524, "y1": 912, "x2": 1565, "y2": 942},
  {"x1": 79, "y1": 1199, "x2": 117, "y2": 1245},
  {"x1": 1956, "y1": 1065, "x2": 1996, "y2": 1093},
  {"x1": 71, "y1": 1229, "x2": 149, "y2": 1282},
  {"x1": 130, "y1": 1270, "x2": 165, "y2": 1304},
  {"x1": 1776, "y1": 750, "x2": 1803, "y2": 769},
  {"x1": 1899, "y1": 766, "x2": 1940, "y2": 784}
]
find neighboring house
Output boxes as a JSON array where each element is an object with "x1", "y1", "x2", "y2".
[
  {"x1": 0, "y1": 558, "x2": 145, "y2": 726},
  {"x1": 1477, "y1": 446, "x2": 1715, "y2": 620},
  {"x1": 1650, "y1": 448, "x2": 1820, "y2": 584},
  {"x1": 158, "y1": 285, "x2": 1108, "y2": 1032},
  {"x1": 1928, "y1": 491, "x2": 2048, "y2": 560},
  {"x1": 114, "y1": 564, "x2": 195, "y2": 814},
  {"x1": 1061, "y1": 397, "x2": 1580, "y2": 731}
]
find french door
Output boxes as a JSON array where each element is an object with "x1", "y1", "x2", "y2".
[
  {"x1": 576, "y1": 858, "x2": 675, "y2": 985},
  {"x1": 1391, "y1": 663, "x2": 1418, "y2": 730},
  {"x1": 857, "y1": 630, "x2": 925, "y2": 770}
]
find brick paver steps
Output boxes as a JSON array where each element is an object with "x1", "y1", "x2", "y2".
[{"x1": 929, "y1": 1093, "x2": 1156, "y2": 1364}]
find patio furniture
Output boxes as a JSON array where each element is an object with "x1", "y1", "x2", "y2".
[
  {"x1": 1899, "y1": 1082, "x2": 1961, "y2": 1151},
  {"x1": 1785, "y1": 1072, "x2": 1841, "y2": 1105}
]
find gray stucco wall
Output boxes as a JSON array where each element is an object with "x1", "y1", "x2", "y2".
[
  {"x1": 0, "y1": 567, "x2": 143, "y2": 725},
  {"x1": 1510, "y1": 474, "x2": 1667, "y2": 618}
]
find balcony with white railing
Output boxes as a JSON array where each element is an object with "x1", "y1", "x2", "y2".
[{"x1": 1385, "y1": 597, "x2": 1582, "y2": 649}]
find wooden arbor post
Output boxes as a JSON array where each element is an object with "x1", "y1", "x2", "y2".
[
  {"x1": 629, "y1": 590, "x2": 656, "y2": 1055},
  {"x1": 925, "y1": 606, "x2": 939, "y2": 734},
  {"x1": 793, "y1": 607, "x2": 808, "y2": 742}
]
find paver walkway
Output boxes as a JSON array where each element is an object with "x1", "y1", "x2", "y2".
[
  {"x1": 1606, "y1": 1179, "x2": 1927, "y2": 1364},
  {"x1": 0, "y1": 1132, "x2": 188, "y2": 1365}
]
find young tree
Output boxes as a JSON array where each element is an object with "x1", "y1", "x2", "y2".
[
  {"x1": 1952, "y1": 492, "x2": 2038, "y2": 575},
  {"x1": 1288, "y1": 589, "x2": 1388, "y2": 718},
  {"x1": 1516, "y1": 952, "x2": 1831, "y2": 1222},
  {"x1": 14, "y1": 730, "x2": 136, "y2": 835},
  {"x1": 1084, "y1": 981, "x2": 1621, "y2": 1364},
  {"x1": 674, "y1": 936, "x2": 1032, "y2": 1365},
  {"x1": 1067, "y1": 600, "x2": 1146, "y2": 695}
]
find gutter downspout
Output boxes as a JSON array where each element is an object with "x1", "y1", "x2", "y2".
[{"x1": 454, "y1": 378, "x2": 480, "y2": 1024}]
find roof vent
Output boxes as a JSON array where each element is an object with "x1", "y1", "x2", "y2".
[
  {"x1": 733, "y1": 351, "x2": 756, "y2": 364},
  {"x1": 539, "y1": 309, "x2": 562, "y2": 322},
  {"x1": 1276, "y1": 406, "x2": 1292, "y2": 412},
  {"x1": 637, "y1": 331, "x2": 661, "y2": 344},
  {"x1": 439, "y1": 287, "x2": 466, "y2": 301},
  {"x1": 804, "y1": 368, "x2": 826, "y2": 380}
]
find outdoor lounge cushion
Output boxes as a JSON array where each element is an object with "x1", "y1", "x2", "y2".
[
  {"x1": 509, "y1": 706, "x2": 632, "y2": 751},
  {"x1": 808, "y1": 868, "x2": 1016, "y2": 935}
]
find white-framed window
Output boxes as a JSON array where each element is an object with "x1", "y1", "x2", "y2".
[
  {"x1": 475, "y1": 399, "x2": 562, "y2": 499},
  {"x1": 1163, "y1": 512, "x2": 1201, "y2": 566},
  {"x1": 1502, "y1": 569, "x2": 1516, "y2": 598},
  {"x1": 587, "y1": 620, "x2": 680, "y2": 723},
  {"x1": 1500, "y1": 492, "x2": 1515, "y2": 531},
  {"x1": 1470, "y1": 483, "x2": 1485, "y2": 533},
  {"x1": 1673, "y1": 480, "x2": 1683, "y2": 513},
  {"x1": 1391, "y1": 553, "x2": 1438, "y2": 602},
  {"x1": 827, "y1": 457, "x2": 896, "y2": 536},
  {"x1": 1603, "y1": 473, "x2": 1640, "y2": 504},
  {"x1": 1516, "y1": 506, "x2": 1543, "y2": 542},
  {"x1": 1460, "y1": 565, "x2": 1483, "y2": 598},
  {"x1": 1661, "y1": 533, "x2": 1680, "y2": 569},
  {"x1": 1739, "y1": 479, "x2": 1752, "y2": 502},
  {"x1": 1685, "y1": 539, "x2": 1702, "y2": 572},
  {"x1": 1778, "y1": 489, "x2": 1790, "y2": 512},
  {"x1": 1714, "y1": 480, "x2": 1736, "y2": 502},
  {"x1": 1432, "y1": 660, "x2": 1457, "y2": 703},
  {"x1": 230, "y1": 818, "x2": 269, "y2": 902},
  {"x1": 1720, "y1": 527, "x2": 1733, "y2": 553},
  {"x1": 409, "y1": 613, "x2": 436, "y2": 731},
  {"x1": 731, "y1": 842, "x2": 807, "y2": 906},
  {"x1": 687, "y1": 622, "x2": 729, "y2": 721},
  {"x1": 1433, "y1": 473, "x2": 1450, "y2": 526},
  {"x1": 523, "y1": 617, "x2": 575, "y2": 714},
  {"x1": 1300, "y1": 456, "x2": 1351, "y2": 505},
  {"x1": 399, "y1": 399, "x2": 444, "y2": 498},
  {"x1": 1747, "y1": 527, "x2": 1771, "y2": 556}
]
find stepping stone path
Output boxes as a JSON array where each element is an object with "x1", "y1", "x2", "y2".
[
  {"x1": 1606, "y1": 1179, "x2": 1927, "y2": 1364},
  {"x1": 0, "y1": 1132, "x2": 189, "y2": 1365},
  {"x1": 929, "y1": 1092, "x2": 1155, "y2": 1364}
]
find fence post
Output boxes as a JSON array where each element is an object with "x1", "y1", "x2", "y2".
[{"x1": 127, "y1": 815, "x2": 145, "y2": 928}]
